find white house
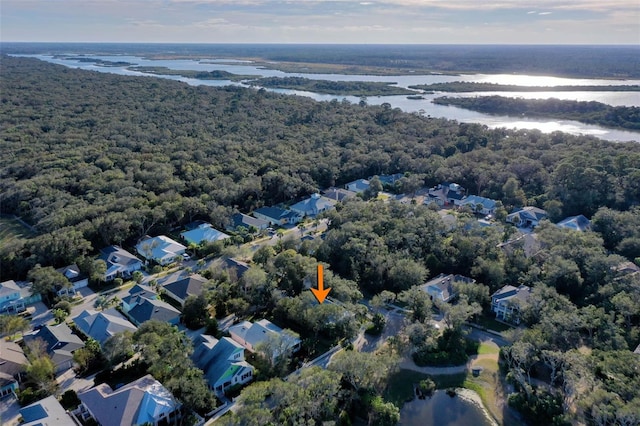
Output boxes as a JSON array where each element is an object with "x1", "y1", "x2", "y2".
[
  {"x1": 191, "y1": 335, "x2": 254, "y2": 395},
  {"x1": 181, "y1": 223, "x2": 230, "y2": 245},
  {"x1": 289, "y1": 193, "x2": 338, "y2": 218},
  {"x1": 228, "y1": 319, "x2": 301, "y2": 358},
  {"x1": 491, "y1": 285, "x2": 531, "y2": 324},
  {"x1": 98, "y1": 246, "x2": 143, "y2": 281},
  {"x1": 135, "y1": 235, "x2": 186, "y2": 265},
  {"x1": 55, "y1": 264, "x2": 89, "y2": 296},
  {"x1": 77, "y1": 375, "x2": 181, "y2": 426},
  {"x1": 421, "y1": 273, "x2": 475, "y2": 303}
]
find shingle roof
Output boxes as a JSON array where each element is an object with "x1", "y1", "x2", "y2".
[
  {"x1": 24, "y1": 323, "x2": 84, "y2": 355},
  {"x1": 192, "y1": 335, "x2": 250, "y2": 387},
  {"x1": 55, "y1": 264, "x2": 86, "y2": 283},
  {"x1": 492, "y1": 285, "x2": 531, "y2": 304},
  {"x1": 135, "y1": 236, "x2": 186, "y2": 264},
  {"x1": 345, "y1": 179, "x2": 370, "y2": 193},
  {"x1": 78, "y1": 374, "x2": 179, "y2": 426},
  {"x1": 73, "y1": 308, "x2": 137, "y2": 345},
  {"x1": 0, "y1": 339, "x2": 28, "y2": 381},
  {"x1": 127, "y1": 298, "x2": 180, "y2": 326},
  {"x1": 230, "y1": 213, "x2": 270, "y2": 230},
  {"x1": 421, "y1": 273, "x2": 475, "y2": 302},
  {"x1": 98, "y1": 246, "x2": 142, "y2": 276},
  {"x1": 222, "y1": 258, "x2": 250, "y2": 278},
  {"x1": 322, "y1": 187, "x2": 357, "y2": 202},
  {"x1": 290, "y1": 194, "x2": 337, "y2": 217},
  {"x1": 556, "y1": 215, "x2": 591, "y2": 231},
  {"x1": 460, "y1": 195, "x2": 497, "y2": 210},
  {"x1": 0, "y1": 280, "x2": 20, "y2": 299},
  {"x1": 253, "y1": 207, "x2": 291, "y2": 221},
  {"x1": 162, "y1": 274, "x2": 207, "y2": 302},
  {"x1": 229, "y1": 319, "x2": 300, "y2": 350}
]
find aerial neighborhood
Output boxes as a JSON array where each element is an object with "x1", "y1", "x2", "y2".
[{"x1": 3, "y1": 166, "x2": 637, "y2": 426}]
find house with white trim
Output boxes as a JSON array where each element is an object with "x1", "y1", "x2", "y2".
[
  {"x1": 98, "y1": 245, "x2": 143, "y2": 281},
  {"x1": 229, "y1": 319, "x2": 301, "y2": 359},
  {"x1": 192, "y1": 335, "x2": 254, "y2": 395},
  {"x1": 491, "y1": 285, "x2": 531, "y2": 325},
  {"x1": 136, "y1": 235, "x2": 187, "y2": 265}
]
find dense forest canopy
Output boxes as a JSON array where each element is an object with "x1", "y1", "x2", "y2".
[{"x1": 1, "y1": 55, "x2": 640, "y2": 280}]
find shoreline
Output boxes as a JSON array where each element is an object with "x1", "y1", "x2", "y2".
[{"x1": 455, "y1": 388, "x2": 499, "y2": 426}]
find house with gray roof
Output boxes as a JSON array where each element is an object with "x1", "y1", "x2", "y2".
[
  {"x1": 322, "y1": 187, "x2": 357, "y2": 202},
  {"x1": 289, "y1": 193, "x2": 338, "y2": 218},
  {"x1": 181, "y1": 223, "x2": 230, "y2": 246},
  {"x1": 192, "y1": 335, "x2": 254, "y2": 395},
  {"x1": 121, "y1": 284, "x2": 157, "y2": 312},
  {"x1": 0, "y1": 339, "x2": 28, "y2": 398},
  {"x1": 124, "y1": 297, "x2": 181, "y2": 327},
  {"x1": 222, "y1": 257, "x2": 251, "y2": 279},
  {"x1": 228, "y1": 213, "x2": 269, "y2": 231},
  {"x1": 20, "y1": 395, "x2": 72, "y2": 426},
  {"x1": 344, "y1": 179, "x2": 370, "y2": 193},
  {"x1": 162, "y1": 274, "x2": 207, "y2": 306},
  {"x1": 556, "y1": 214, "x2": 591, "y2": 232},
  {"x1": 253, "y1": 207, "x2": 301, "y2": 226},
  {"x1": 98, "y1": 245, "x2": 143, "y2": 281},
  {"x1": 77, "y1": 374, "x2": 181, "y2": 426},
  {"x1": 136, "y1": 235, "x2": 187, "y2": 266},
  {"x1": 23, "y1": 323, "x2": 84, "y2": 374},
  {"x1": 73, "y1": 308, "x2": 137, "y2": 346},
  {"x1": 459, "y1": 195, "x2": 498, "y2": 216},
  {"x1": 55, "y1": 263, "x2": 88, "y2": 297},
  {"x1": 229, "y1": 319, "x2": 301, "y2": 359},
  {"x1": 426, "y1": 182, "x2": 466, "y2": 207},
  {"x1": 506, "y1": 207, "x2": 548, "y2": 228},
  {"x1": 421, "y1": 273, "x2": 475, "y2": 303},
  {"x1": 491, "y1": 285, "x2": 532, "y2": 325}
]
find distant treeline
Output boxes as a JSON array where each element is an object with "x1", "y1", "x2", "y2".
[
  {"x1": 433, "y1": 96, "x2": 640, "y2": 131},
  {"x1": 247, "y1": 76, "x2": 414, "y2": 96},
  {"x1": 3, "y1": 43, "x2": 639, "y2": 78},
  {"x1": 128, "y1": 66, "x2": 255, "y2": 81},
  {"x1": 410, "y1": 82, "x2": 640, "y2": 92}
]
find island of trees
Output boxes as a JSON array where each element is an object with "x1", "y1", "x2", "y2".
[
  {"x1": 246, "y1": 76, "x2": 415, "y2": 96},
  {"x1": 433, "y1": 96, "x2": 640, "y2": 131},
  {"x1": 128, "y1": 66, "x2": 257, "y2": 81},
  {"x1": 410, "y1": 81, "x2": 640, "y2": 92}
]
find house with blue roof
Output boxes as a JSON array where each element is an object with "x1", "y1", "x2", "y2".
[
  {"x1": 181, "y1": 223, "x2": 230, "y2": 246},
  {"x1": 557, "y1": 215, "x2": 591, "y2": 232},
  {"x1": 289, "y1": 193, "x2": 338, "y2": 218},
  {"x1": 459, "y1": 195, "x2": 498, "y2": 216},
  {"x1": 253, "y1": 207, "x2": 301, "y2": 226},
  {"x1": 192, "y1": 335, "x2": 254, "y2": 395},
  {"x1": 228, "y1": 213, "x2": 270, "y2": 231},
  {"x1": 23, "y1": 323, "x2": 85, "y2": 374},
  {"x1": 162, "y1": 274, "x2": 207, "y2": 306}
]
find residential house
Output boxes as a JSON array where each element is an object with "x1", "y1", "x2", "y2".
[
  {"x1": 498, "y1": 233, "x2": 543, "y2": 259},
  {"x1": 506, "y1": 207, "x2": 548, "y2": 228},
  {"x1": 253, "y1": 207, "x2": 301, "y2": 226},
  {"x1": 221, "y1": 257, "x2": 250, "y2": 279},
  {"x1": 191, "y1": 335, "x2": 254, "y2": 395},
  {"x1": 0, "y1": 339, "x2": 28, "y2": 398},
  {"x1": 98, "y1": 245, "x2": 143, "y2": 281},
  {"x1": 136, "y1": 235, "x2": 187, "y2": 266},
  {"x1": 77, "y1": 374, "x2": 181, "y2": 426},
  {"x1": 23, "y1": 324, "x2": 84, "y2": 374},
  {"x1": 634, "y1": 343, "x2": 640, "y2": 355},
  {"x1": 0, "y1": 280, "x2": 25, "y2": 314},
  {"x1": 425, "y1": 182, "x2": 466, "y2": 207},
  {"x1": 289, "y1": 193, "x2": 338, "y2": 218},
  {"x1": 123, "y1": 297, "x2": 181, "y2": 327},
  {"x1": 378, "y1": 173, "x2": 406, "y2": 188},
  {"x1": 344, "y1": 179, "x2": 370, "y2": 193},
  {"x1": 322, "y1": 187, "x2": 357, "y2": 202},
  {"x1": 181, "y1": 223, "x2": 230, "y2": 246},
  {"x1": 121, "y1": 284, "x2": 157, "y2": 312},
  {"x1": 556, "y1": 215, "x2": 591, "y2": 232},
  {"x1": 491, "y1": 285, "x2": 532, "y2": 325},
  {"x1": 228, "y1": 213, "x2": 269, "y2": 231},
  {"x1": 421, "y1": 273, "x2": 476, "y2": 303},
  {"x1": 20, "y1": 395, "x2": 73, "y2": 426},
  {"x1": 73, "y1": 308, "x2": 137, "y2": 346},
  {"x1": 459, "y1": 195, "x2": 498, "y2": 216},
  {"x1": 162, "y1": 274, "x2": 207, "y2": 306},
  {"x1": 55, "y1": 263, "x2": 89, "y2": 297},
  {"x1": 229, "y1": 319, "x2": 301, "y2": 358}
]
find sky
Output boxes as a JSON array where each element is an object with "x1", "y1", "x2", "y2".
[{"x1": 2, "y1": 0, "x2": 639, "y2": 44}]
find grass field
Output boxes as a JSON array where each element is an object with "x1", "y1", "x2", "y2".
[{"x1": 0, "y1": 216, "x2": 34, "y2": 247}]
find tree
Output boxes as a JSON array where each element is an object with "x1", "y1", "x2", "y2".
[
  {"x1": 73, "y1": 338, "x2": 104, "y2": 375},
  {"x1": 439, "y1": 296, "x2": 482, "y2": 331},
  {"x1": 367, "y1": 395, "x2": 400, "y2": 426},
  {"x1": 329, "y1": 350, "x2": 399, "y2": 395},
  {"x1": 102, "y1": 331, "x2": 134, "y2": 366},
  {"x1": 255, "y1": 329, "x2": 300, "y2": 372},
  {"x1": 398, "y1": 286, "x2": 432, "y2": 323},
  {"x1": 0, "y1": 314, "x2": 29, "y2": 340},
  {"x1": 182, "y1": 294, "x2": 209, "y2": 330},
  {"x1": 26, "y1": 356, "x2": 56, "y2": 395},
  {"x1": 27, "y1": 264, "x2": 68, "y2": 305},
  {"x1": 52, "y1": 308, "x2": 68, "y2": 324}
]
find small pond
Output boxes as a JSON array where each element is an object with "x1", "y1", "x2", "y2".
[{"x1": 399, "y1": 389, "x2": 495, "y2": 426}]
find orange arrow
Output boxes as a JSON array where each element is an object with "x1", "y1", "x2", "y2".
[{"x1": 311, "y1": 264, "x2": 331, "y2": 304}]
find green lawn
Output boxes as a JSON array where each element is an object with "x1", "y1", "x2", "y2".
[
  {"x1": 0, "y1": 216, "x2": 34, "y2": 247},
  {"x1": 477, "y1": 341, "x2": 500, "y2": 355},
  {"x1": 474, "y1": 314, "x2": 513, "y2": 332}
]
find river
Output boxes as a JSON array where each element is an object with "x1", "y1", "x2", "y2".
[{"x1": 14, "y1": 53, "x2": 640, "y2": 143}]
